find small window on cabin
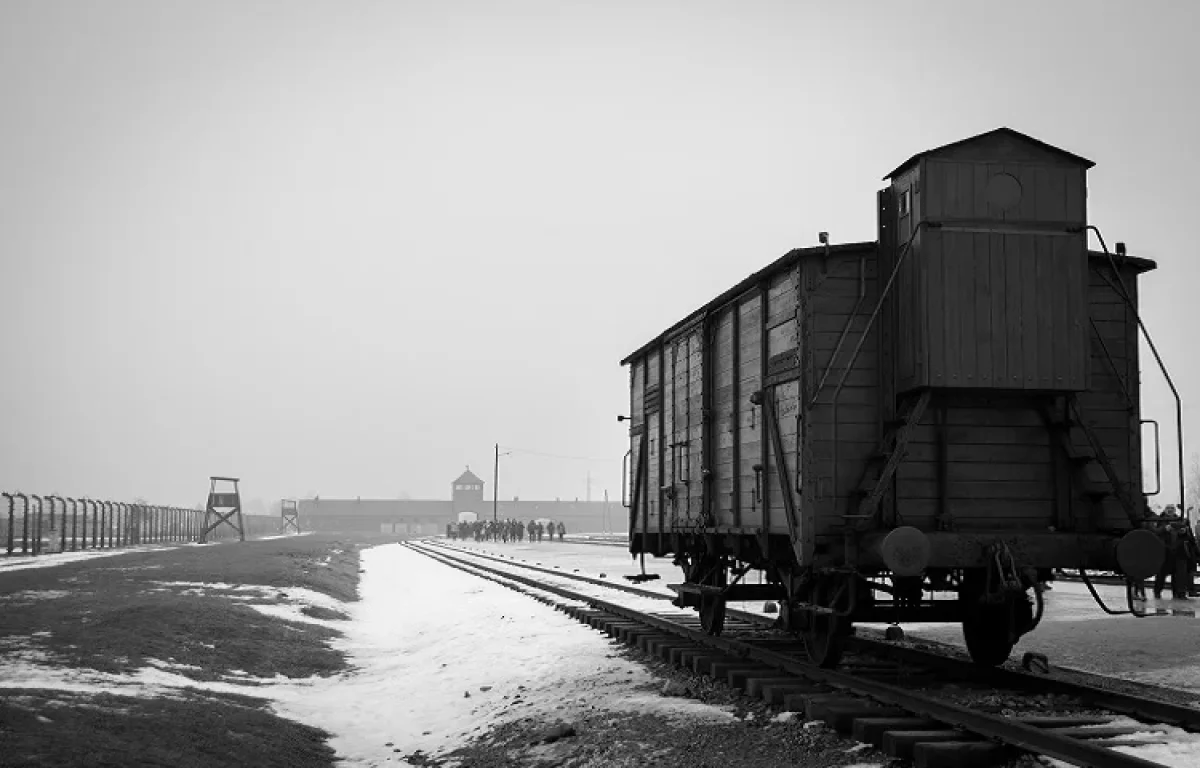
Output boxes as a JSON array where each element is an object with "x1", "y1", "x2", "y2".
[{"x1": 899, "y1": 188, "x2": 911, "y2": 218}]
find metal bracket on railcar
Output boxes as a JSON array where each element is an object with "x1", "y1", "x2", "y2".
[
  {"x1": 1075, "y1": 527, "x2": 1170, "y2": 618},
  {"x1": 1078, "y1": 568, "x2": 1154, "y2": 619},
  {"x1": 625, "y1": 550, "x2": 660, "y2": 583}
]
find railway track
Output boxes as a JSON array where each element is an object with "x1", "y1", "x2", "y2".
[{"x1": 408, "y1": 539, "x2": 1199, "y2": 768}]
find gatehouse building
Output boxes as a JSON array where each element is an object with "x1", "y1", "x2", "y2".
[{"x1": 297, "y1": 468, "x2": 623, "y2": 535}]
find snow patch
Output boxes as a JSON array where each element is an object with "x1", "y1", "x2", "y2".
[{"x1": 0, "y1": 590, "x2": 74, "y2": 602}]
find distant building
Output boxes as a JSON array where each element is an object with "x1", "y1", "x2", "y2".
[{"x1": 297, "y1": 467, "x2": 625, "y2": 535}]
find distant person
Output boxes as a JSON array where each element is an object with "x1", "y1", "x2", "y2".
[
  {"x1": 1179, "y1": 518, "x2": 1198, "y2": 599},
  {"x1": 557, "y1": 521, "x2": 566, "y2": 541},
  {"x1": 527, "y1": 519, "x2": 536, "y2": 542},
  {"x1": 1154, "y1": 507, "x2": 1184, "y2": 599}
]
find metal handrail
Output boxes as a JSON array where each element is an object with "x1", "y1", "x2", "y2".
[{"x1": 1085, "y1": 225, "x2": 1184, "y2": 516}]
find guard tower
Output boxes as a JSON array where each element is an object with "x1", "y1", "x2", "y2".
[
  {"x1": 451, "y1": 467, "x2": 485, "y2": 520},
  {"x1": 199, "y1": 477, "x2": 245, "y2": 543},
  {"x1": 280, "y1": 499, "x2": 301, "y2": 534}
]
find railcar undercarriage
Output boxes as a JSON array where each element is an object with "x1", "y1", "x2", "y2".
[{"x1": 667, "y1": 528, "x2": 1163, "y2": 668}]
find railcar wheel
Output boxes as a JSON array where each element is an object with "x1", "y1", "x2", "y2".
[
  {"x1": 699, "y1": 591, "x2": 726, "y2": 635},
  {"x1": 805, "y1": 575, "x2": 852, "y2": 668},
  {"x1": 684, "y1": 556, "x2": 727, "y2": 636},
  {"x1": 698, "y1": 559, "x2": 727, "y2": 636}
]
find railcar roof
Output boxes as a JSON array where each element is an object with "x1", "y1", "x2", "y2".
[
  {"x1": 619, "y1": 244, "x2": 1157, "y2": 365},
  {"x1": 883, "y1": 126, "x2": 1096, "y2": 180}
]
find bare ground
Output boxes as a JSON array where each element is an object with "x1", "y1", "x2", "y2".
[{"x1": 0, "y1": 533, "x2": 384, "y2": 768}]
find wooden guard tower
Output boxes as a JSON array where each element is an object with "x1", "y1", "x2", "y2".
[
  {"x1": 199, "y1": 476, "x2": 245, "y2": 543},
  {"x1": 280, "y1": 499, "x2": 301, "y2": 534}
]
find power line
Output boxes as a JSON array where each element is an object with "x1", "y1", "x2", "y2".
[{"x1": 500, "y1": 446, "x2": 620, "y2": 463}]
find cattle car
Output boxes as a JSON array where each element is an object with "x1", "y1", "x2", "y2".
[{"x1": 619, "y1": 128, "x2": 1173, "y2": 668}]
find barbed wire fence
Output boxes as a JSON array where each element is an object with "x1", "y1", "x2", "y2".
[{"x1": 0, "y1": 492, "x2": 280, "y2": 558}]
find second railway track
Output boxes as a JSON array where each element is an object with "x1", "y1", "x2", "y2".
[{"x1": 409, "y1": 539, "x2": 1200, "y2": 768}]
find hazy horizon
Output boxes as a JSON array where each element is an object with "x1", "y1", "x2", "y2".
[{"x1": 3, "y1": 1, "x2": 1198, "y2": 513}]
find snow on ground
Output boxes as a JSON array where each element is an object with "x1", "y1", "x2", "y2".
[
  {"x1": 0, "y1": 532, "x2": 310, "y2": 572},
  {"x1": 267, "y1": 543, "x2": 741, "y2": 766},
  {"x1": 0, "y1": 544, "x2": 190, "y2": 571},
  {"x1": 1038, "y1": 717, "x2": 1200, "y2": 768},
  {"x1": 257, "y1": 532, "x2": 314, "y2": 541}
]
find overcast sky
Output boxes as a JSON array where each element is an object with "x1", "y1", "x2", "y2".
[{"x1": 2, "y1": 0, "x2": 1196, "y2": 513}]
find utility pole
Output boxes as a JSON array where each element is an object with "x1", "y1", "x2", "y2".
[{"x1": 493, "y1": 443, "x2": 499, "y2": 523}]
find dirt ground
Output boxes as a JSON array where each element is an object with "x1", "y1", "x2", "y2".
[{"x1": 0, "y1": 533, "x2": 383, "y2": 768}]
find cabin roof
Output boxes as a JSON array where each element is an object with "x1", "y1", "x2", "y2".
[{"x1": 883, "y1": 127, "x2": 1096, "y2": 180}]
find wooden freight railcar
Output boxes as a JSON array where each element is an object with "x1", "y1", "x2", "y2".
[{"x1": 619, "y1": 128, "x2": 1171, "y2": 667}]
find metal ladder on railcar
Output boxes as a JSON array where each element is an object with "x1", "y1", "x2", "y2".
[
  {"x1": 844, "y1": 390, "x2": 932, "y2": 530},
  {"x1": 811, "y1": 223, "x2": 937, "y2": 534},
  {"x1": 1084, "y1": 228, "x2": 1186, "y2": 516},
  {"x1": 1037, "y1": 394, "x2": 1139, "y2": 529}
]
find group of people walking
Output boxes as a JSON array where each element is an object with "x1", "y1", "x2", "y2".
[
  {"x1": 1132, "y1": 504, "x2": 1200, "y2": 600},
  {"x1": 447, "y1": 518, "x2": 566, "y2": 543}
]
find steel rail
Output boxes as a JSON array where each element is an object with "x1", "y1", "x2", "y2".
[
  {"x1": 426, "y1": 540, "x2": 672, "y2": 601},
  {"x1": 408, "y1": 541, "x2": 1171, "y2": 768},
  {"x1": 428, "y1": 539, "x2": 1200, "y2": 732}
]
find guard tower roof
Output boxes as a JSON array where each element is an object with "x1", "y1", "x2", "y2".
[{"x1": 454, "y1": 468, "x2": 484, "y2": 485}]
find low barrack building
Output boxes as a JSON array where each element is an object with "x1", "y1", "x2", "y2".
[{"x1": 297, "y1": 468, "x2": 624, "y2": 535}]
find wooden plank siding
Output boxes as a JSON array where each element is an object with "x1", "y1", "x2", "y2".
[
  {"x1": 898, "y1": 154, "x2": 1090, "y2": 393},
  {"x1": 626, "y1": 240, "x2": 1149, "y2": 561},
  {"x1": 903, "y1": 229, "x2": 1089, "y2": 392},
  {"x1": 802, "y1": 250, "x2": 882, "y2": 545},
  {"x1": 738, "y1": 296, "x2": 764, "y2": 523},
  {"x1": 712, "y1": 308, "x2": 736, "y2": 528},
  {"x1": 1077, "y1": 258, "x2": 1142, "y2": 528},
  {"x1": 629, "y1": 360, "x2": 646, "y2": 534},
  {"x1": 645, "y1": 350, "x2": 661, "y2": 535},
  {"x1": 764, "y1": 268, "x2": 800, "y2": 534}
]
